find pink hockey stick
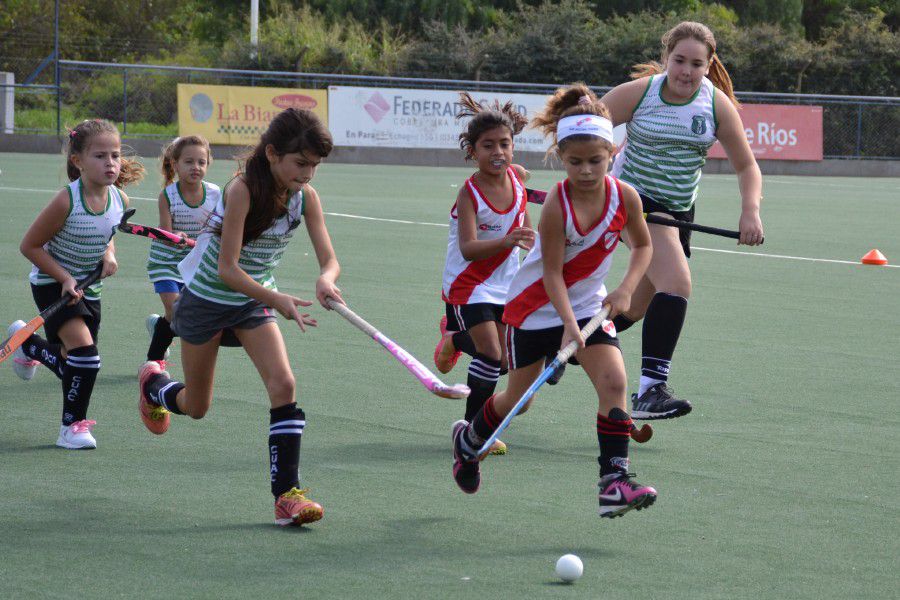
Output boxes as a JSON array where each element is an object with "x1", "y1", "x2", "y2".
[{"x1": 327, "y1": 300, "x2": 470, "y2": 399}]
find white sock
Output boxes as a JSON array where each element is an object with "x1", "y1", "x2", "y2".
[{"x1": 638, "y1": 376, "x2": 664, "y2": 397}]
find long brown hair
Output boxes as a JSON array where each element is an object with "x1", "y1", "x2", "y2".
[
  {"x1": 65, "y1": 119, "x2": 145, "y2": 187},
  {"x1": 531, "y1": 83, "x2": 614, "y2": 155},
  {"x1": 160, "y1": 135, "x2": 211, "y2": 186},
  {"x1": 456, "y1": 92, "x2": 528, "y2": 158},
  {"x1": 233, "y1": 108, "x2": 333, "y2": 244},
  {"x1": 630, "y1": 21, "x2": 740, "y2": 107}
]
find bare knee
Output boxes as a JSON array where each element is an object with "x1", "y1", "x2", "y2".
[{"x1": 266, "y1": 373, "x2": 296, "y2": 404}]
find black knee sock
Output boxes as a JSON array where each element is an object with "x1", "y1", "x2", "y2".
[
  {"x1": 452, "y1": 331, "x2": 477, "y2": 357},
  {"x1": 61, "y1": 345, "x2": 100, "y2": 426},
  {"x1": 147, "y1": 316, "x2": 175, "y2": 361},
  {"x1": 612, "y1": 314, "x2": 636, "y2": 333},
  {"x1": 597, "y1": 407, "x2": 631, "y2": 477},
  {"x1": 22, "y1": 333, "x2": 65, "y2": 379},
  {"x1": 269, "y1": 403, "x2": 304, "y2": 497},
  {"x1": 641, "y1": 293, "x2": 688, "y2": 382},
  {"x1": 464, "y1": 353, "x2": 501, "y2": 421},
  {"x1": 144, "y1": 372, "x2": 185, "y2": 414}
]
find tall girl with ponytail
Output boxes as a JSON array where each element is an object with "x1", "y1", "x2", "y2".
[{"x1": 601, "y1": 21, "x2": 765, "y2": 420}]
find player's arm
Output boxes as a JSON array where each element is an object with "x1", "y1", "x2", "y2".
[
  {"x1": 157, "y1": 189, "x2": 174, "y2": 231},
  {"x1": 217, "y1": 179, "x2": 315, "y2": 330},
  {"x1": 457, "y1": 187, "x2": 532, "y2": 260},
  {"x1": 603, "y1": 183, "x2": 651, "y2": 318},
  {"x1": 598, "y1": 78, "x2": 651, "y2": 127},
  {"x1": 714, "y1": 93, "x2": 764, "y2": 246},
  {"x1": 20, "y1": 189, "x2": 79, "y2": 297},
  {"x1": 539, "y1": 188, "x2": 583, "y2": 350},
  {"x1": 302, "y1": 184, "x2": 343, "y2": 309}
]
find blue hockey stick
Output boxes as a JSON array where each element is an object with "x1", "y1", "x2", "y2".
[{"x1": 475, "y1": 306, "x2": 612, "y2": 457}]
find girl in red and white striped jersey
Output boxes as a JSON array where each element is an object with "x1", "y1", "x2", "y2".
[
  {"x1": 451, "y1": 85, "x2": 658, "y2": 519},
  {"x1": 435, "y1": 92, "x2": 536, "y2": 456}
]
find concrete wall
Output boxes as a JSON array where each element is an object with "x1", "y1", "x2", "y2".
[{"x1": 1, "y1": 133, "x2": 898, "y2": 177}]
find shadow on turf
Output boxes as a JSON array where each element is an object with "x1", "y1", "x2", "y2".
[{"x1": 0, "y1": 443, "x2": 60, "y2": 454}]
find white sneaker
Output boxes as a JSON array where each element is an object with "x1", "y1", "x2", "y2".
[
  {"x1": 6, "y1": 320, "x2": 39, "y2": 381},
  {"x1": 56, "y1": 420, "x2": 97, "y2": 449},
  {"x1": 145, "y1": 314, "x2": 170, "y2": 360}
]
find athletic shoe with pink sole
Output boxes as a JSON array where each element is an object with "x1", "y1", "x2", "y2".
[
  {"x1": 56, "y1": 419, "x2": 97, "y2": 449},
  {"x1": 451, "y1": 420, "x2": 481, "y2": 494},
  {"x1": 434, "y1": 316, "x2": 462, "y2": 374},
  {"x1": 6, "y1": 320, "x2": 39, "y2": 381},
  {"x1": 275, "y1": 488, "x2": 324, "y2": 526},
  {"x1": 598, "y1": 473, "x2": 657, "y2": 518},
  {"x1": 138, "y1": 361, "x2": 171, "y2": 435}
]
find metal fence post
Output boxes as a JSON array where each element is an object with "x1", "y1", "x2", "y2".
[
  {"x1": 855, "y1": 103, "x2": 863, "y2": 158},
  {"x1": 123, "y1": 69, "x2": 128, "y2": 135}
]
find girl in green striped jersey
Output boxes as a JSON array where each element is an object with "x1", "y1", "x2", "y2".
[
  {"x1": 145, "y1": 135, "x2": 219, "y2": 367},
  {"x1": 10, "y1": 118, "x2": 144, "y2": 449},
  {"x1": 138, "y1": 109, "x2": 344, "y2": 526},
  {"x1": 601, "y1": 21, "x2": 765, "y2": 419}
]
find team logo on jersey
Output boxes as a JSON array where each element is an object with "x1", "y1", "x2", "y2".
[
  {"x1": 602, "y1": 231, "x2": 618, "y2": 250},
  {"x1": 691, "y1": 115, "x2": 707, "y2": 135},
  {"x1": 565, "y1": 238, "x2": 585, "y2": 247},
  {"x1": 479, "y1": 223, "x2": 502, "y2": 231}
]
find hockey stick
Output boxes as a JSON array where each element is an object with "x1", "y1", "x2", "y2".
[
  {"x1": 0, "y1": 262, "x2": 104, "y2": 365},
  {"x1": 476, "y1": 307, "x2": 652, "y2": 455},
  {"x1": 118, "y1": 208, "x2": 196, "y2": 247},
  {"x1": 527, "y1": 188, "x2": 762, "y2": 243},
  {"x1": 326, "y1": 299, "x2": 470, "y2": 399}
]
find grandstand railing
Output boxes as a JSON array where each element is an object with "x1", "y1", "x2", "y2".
[{"x1": 3, "y1": 60, "x2": 898, "y2": 160}]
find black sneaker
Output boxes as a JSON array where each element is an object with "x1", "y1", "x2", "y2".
[
  {"x1": 451, "y1": 420, "x2": 481, "y2": 494},
  {"x1": 545, "y1": 356, "x2": 566, "y2": 386},
  {"x1": 631, "y1": 383, "x2": 692, "y2": 420}
]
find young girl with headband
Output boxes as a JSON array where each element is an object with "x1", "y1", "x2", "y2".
[
  {"x1": 450, "y1": 85, "x2": 658, "y2": 519},
  {"x1": 602, "y1": 21, "x2": 765, "y2": 420}
]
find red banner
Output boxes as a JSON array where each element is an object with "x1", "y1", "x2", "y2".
[{"x1": 708, "y1": 104, "x2": 823, "y2": 161}]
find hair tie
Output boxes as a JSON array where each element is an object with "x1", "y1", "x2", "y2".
[
  {"x1": 69, "y1": 129, "x2": 78, "y2": 138},
  {"x1": 578, "y1": 95, "x2": 592, "y2": 106}
]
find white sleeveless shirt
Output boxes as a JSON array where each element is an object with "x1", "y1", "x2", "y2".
[
  {"x1": 503, "y1": 176, "x2": 627, "y2": 330},
  {"x1": 147, "y1": 181, "x2": 220, "y2": 283},
  {"x1": 441, "y1": 167, "x2": 528, "y2": 305}
]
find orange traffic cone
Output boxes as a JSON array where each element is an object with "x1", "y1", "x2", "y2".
[{"x1": 861, "y1": 249, "x2": 888, "y2": 265}]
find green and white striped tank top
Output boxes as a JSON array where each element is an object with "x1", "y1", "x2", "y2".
[
  {"x1": 180, "y1": 188, "x2": 305, "y2": 306},
  {"x1": 29, "y1": 179, "x2": 124, "y2": 300},
  {"x1": 611, "y1": 75, "x2": 718, "y2": 211},
  {"x1": 147, "y1": 181, "x2": 220, "y2": 283}
]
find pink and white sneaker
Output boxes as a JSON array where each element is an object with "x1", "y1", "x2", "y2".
[
  {"x1": 7, "y1": 320, "x2": 39, "y2": 380},
  {"x1": 56, "y1": 419, "x2": 97, "y2": 449},
  {"x1": 598, "y1": 473, "x2": 657, "y2": 518}
]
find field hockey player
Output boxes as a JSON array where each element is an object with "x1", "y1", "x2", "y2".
[
  {"x1": 435, "y1": 92, "x2": 536, "y2": 456},
  {"x1": 145, "y1": 135, "x2": 220, "y2": 368},
  {"x1": 451, "y1": 85, "x2": 658, "y2": 518},
  {"x1": 601, "y1": 21, "x2": 765, "y2": 419},
  {"x1": 137, "y1": 108, "x2": 344, "y2": 527},
  {"x1": 7, "y1": 118, "x2": 144, "y2": 449}
]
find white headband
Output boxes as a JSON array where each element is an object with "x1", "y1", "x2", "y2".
[{"x1": 557, "y1": 114, "x2": 614, "y2": 143}]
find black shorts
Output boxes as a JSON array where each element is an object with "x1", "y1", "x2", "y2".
[
  {"x1": 640, "y1": 194, "x2": 695, "y2": 258},
  {"x1": 444, "y1": 302, "x2": 504, "y2": 332},
  {"x1": 31, "y1": 283, "x2": 101, "y2": 345},
  {"x1": 171, "y1": 288, "x2": 276, "y2": 346},
  {"x1": 505, "y1": 317, "x2": 620, "y2": 371}
]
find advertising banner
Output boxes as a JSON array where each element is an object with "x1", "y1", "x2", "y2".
[
  {"x1": 177, "y1": 83, "x2": 328, "y2": 145},
  {"x1": 328, "y1": 86, "x2": 563, "y2": 152},
  {"x1": 708, "y1": 104, "x2": 823, "y2": 161}
]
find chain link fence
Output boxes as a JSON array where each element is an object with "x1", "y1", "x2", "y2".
[{"x1": 2, "y1": 60, "x2": 898, "y2": 159}]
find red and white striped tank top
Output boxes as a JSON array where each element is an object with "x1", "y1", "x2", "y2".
[
  {"x1": 503, "y1": 175, "x2": 627, "y2": 330},
  {"x1": 441, "y1": 167, "x2": 528, "y2": 305}
]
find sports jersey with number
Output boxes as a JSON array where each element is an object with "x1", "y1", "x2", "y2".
[
  {"x1": 147, "y1": 181, "x2": 220, "y2": 283},
  {"x1": 503, "y1": 176, "x2": 626, "y2": 330},
  {"x1": 29, "y1": 179, "x2": 124, "y2": 300},
  {"x1": 180, "y1": 186, "x2": 305, "y2": 306},
  {"x1": 610, "y1": 74, "x2": 717, "y2": 211},
  {"x1": 442, "y1": 167, "x2": 528, "y2": 305}
]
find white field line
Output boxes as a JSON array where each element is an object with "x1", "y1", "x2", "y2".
[{"x1": 1, "y1": 185, "x2": 897, "y2": 269}]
